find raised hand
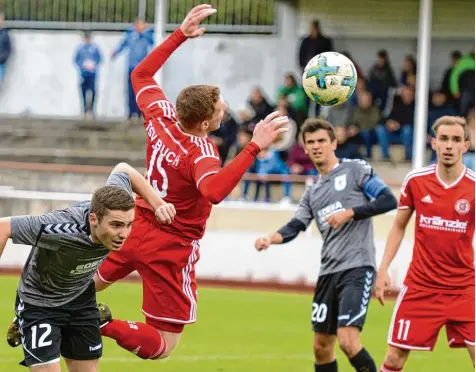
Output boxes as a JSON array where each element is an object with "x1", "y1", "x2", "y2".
[
  {"x1": 180, "y1": 4, "x2": 217, "y2": 38},
  {"x1": 251, "y1": 111, "x2": 289, "y2": 150}
]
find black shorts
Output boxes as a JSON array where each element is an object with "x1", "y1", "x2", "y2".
[
  {"x1": 311, "y1": 266, "x2": 375, "y2": 335},
  {"x1": 15, "y1": 282, "x2": 102, "y2": 367}
]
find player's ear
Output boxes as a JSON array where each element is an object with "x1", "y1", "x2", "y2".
[
  {"x1": 331, "y1": 139, "x2": 337, "y2": 151},
  {"x1": 463, "y1": 139, "x2": 470, "y2": 153},
  {"x1": 89, "y1": 213, "x2": 98, "y2": 228},
  {"x1": 430, "y1": 137, "x2": 437, "y2": 151}
]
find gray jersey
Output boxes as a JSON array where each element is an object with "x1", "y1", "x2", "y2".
[
  {"x1": 294, "y1": 159, "x2": 377, "y2": 275},
  {"x1": 11, "y1": 172, "x2": 132, "y2": 307}
]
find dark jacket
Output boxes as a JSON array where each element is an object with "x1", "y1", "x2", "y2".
[
  {"x1": 299, "y1": 35, "x2": 333, "y2": 70},
  {"x1": 0, "y1": 28, "x2": 11, "y2": 64}
]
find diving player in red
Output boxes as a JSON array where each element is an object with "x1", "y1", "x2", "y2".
[
  {"x1": 93, "y1": 4, "x2": 289, "y2": 361},
  {"x1": 376, "y1": 116, "x2": 475, "y2": 371}
]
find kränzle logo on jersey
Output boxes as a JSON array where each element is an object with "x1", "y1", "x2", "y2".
[
  {"x1": 419, "y1": 215, "x2": 468, "y2": 233},
  {"x1": 317, "y1": 202, "x2": 345, "y2": 227},
  {"x1": 70, "y1": 258, "x2": 105, "y2": 275}
]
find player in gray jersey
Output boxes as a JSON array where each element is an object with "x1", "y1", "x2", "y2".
[
  {"x1": 0, "y1": 162, "x2": 175, "y2": 372},
  {"x1": 255, "y1": 119, "x2": 397, "y2": 372}
]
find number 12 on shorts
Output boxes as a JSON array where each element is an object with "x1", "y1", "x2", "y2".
[
  {"x1": 31, "y1": 324, "x2": 52, "y2": 349},
  {"x1": 397, "y1": 319, "x2": 411, "y2": 341}
]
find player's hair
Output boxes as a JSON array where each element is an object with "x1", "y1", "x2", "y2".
[
  {"x1": 90, "y1": 186, "x2": 135, "y2": 222},
  {"x1": 176, "y1": 85, "x2": 221, "y2": 128},
  {"x1": 300, "y1": 118, "x2": 336, "y2": 143},
  {"x1": 431, "y1": 115, "x2": 469, "y2": 141}
]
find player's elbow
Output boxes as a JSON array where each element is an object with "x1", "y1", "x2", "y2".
[
  {"x1": 205, "y1": 193, "x2": 223, "y2": 205},
  {"x1": 379, "y1": 188, "x2": 398, "y2": 213},
  {"x1": 113, "y1": 162, "x2": 133, "y2": 175}
]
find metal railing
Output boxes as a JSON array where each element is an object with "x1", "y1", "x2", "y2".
[{"x1": 1, "y1": 0, "x2": 277, "y2": 33}]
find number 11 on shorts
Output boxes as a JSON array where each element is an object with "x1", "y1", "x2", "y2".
[{"x1": 397, "y1": 319, "x2": 411, "y2": 341}]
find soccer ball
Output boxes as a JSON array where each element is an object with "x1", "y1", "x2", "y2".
[{"x1": 302, "y1": 52, "x2": 358, "y2": 106}]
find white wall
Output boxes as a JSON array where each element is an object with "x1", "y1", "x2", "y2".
[
  {"x1": 0, "y1": 30, "x2": 281, "y2": 118},
  {"x1": 0, "y1": 230, "x2": 414, "y2": 290}
]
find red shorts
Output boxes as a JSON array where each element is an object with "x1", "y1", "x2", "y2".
[
  {"x1": 97, "y1": 206, "x2": 200, "y2": 333},
  {"x1": 388, "y1": 285, "x2": 475, "y2": 351}
]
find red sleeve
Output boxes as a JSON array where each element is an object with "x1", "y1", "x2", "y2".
[
  {"x1": 194, "y1": 142, "x2": 261, "y2": 204},
  {"x1": 398, "y1": 173, "x2": 415, "y2": 210},
  {"x1": 131, "y1": 28, "x2": 187, "y2": 120}
]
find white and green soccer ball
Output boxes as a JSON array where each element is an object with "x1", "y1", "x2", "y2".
[{"x1": 302, "y1": 52, "x2": 358, "y2": 106}]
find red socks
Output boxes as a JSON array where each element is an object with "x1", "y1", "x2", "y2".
[
  {"x1": 101, "y1": 320, "x2": 166, "y2": 359},
  {"x1": 380, "y1": 365, "x2": 402, "y2": 372}
]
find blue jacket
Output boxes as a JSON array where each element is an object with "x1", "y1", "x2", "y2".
[
  {"x1": 113, "y1": 27, "x2": 154, "y2": 69},
  {"x1": 0, "y1": 28, "x2": 11, "y2": 64},
  {"x1": 74, "y1": 42, "x2": 102, "y2": 76},
  {"x1": 256, "y1": 150, "x2": 290, "y2": 176}
]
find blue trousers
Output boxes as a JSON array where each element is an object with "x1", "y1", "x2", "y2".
[
  {"x1": 128, "y1": 67, "x2": 140, "y2": 118},
  {"x1": 80, "y1": 74, "x2": 96, "y2": 114},
  {"x1": 375, "y1": 124, "x2": 413, "y2": 160}
]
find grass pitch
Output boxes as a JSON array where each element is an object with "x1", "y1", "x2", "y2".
[{"x1": 0, "y1": 275, "x2": 472, "y2": 371}]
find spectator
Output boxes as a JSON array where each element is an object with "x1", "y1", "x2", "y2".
[
  {"x1": 349, "y1": 90, "x2": 381, "y2": 159},
  {"x1": 463, "y1": 110, "x2": 475, "y2": 171},
  {"x1": 367, "y1": 50, "x2": 397, "y2": 110},
  {"x1": 334, "y1": 126, "x2": 361, "y2": 159},
  {"x1": 298, "y1": 19, "x2": 333, "y2": 72},
  {"x1": 209, "y1": 108, "x2": 239, "y2": 166},
  {"x1": 277, "y1": 73, "x2": 309, "y2": 128},
  {"x1": 327, "y1": 100, "x2": 354, "y2": 128},
  {"x1": 450, "y1": 52, "x2": 475, "y2": 116},
  {"x1": 248, "y1": 87, "x2": 275, "y2": 122},
  {"x1": 440, "y1": 50, "x2": 462, "y2": 103},
  {"x1": 0, "y1": 13, "x2": 11, "y2": 89},
  {"x1": 74, "y1": 31, "x2": 102, "y2": 119},
  {"x1": 242, "y1": 148, "x2": 291, "y2": 203},
  {"x1": 400, "y1": 55, "x2": 417, "y2": 86},
  {"x1": 341, "y1": 51, "x2": 364, "y2": 80},
  {"x1": 288, "y1": 136, "x2": 318, "y2": 176},
  {"x1": 375, "y1": 86, "x2": 415, "y2": 161},
  {"x1": 112, "y1": 18, "x2": 154, "y2": 120}
]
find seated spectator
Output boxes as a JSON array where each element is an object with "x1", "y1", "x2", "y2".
[
  {"x1": 375, "y1": 86, "x2": 415, "y2": 161},
  {"x1": 288, "y1": 137, "x2": 318, "y2": 176},
  {"x1": 400, "y1": 55, "x2": 417, "y2": 87},
  {"x1": 463, "y1": 110, "x2": 475, "y2": 171},
  {"x1": 348, "y1": 90, "x2": 381, "y2": 159},
  {"x1": 248, "y1": 87, "x2": 275, "y2": 122},
  {"x1": 242, "y1": 148, "x2": 291, "y2": 203},
  {"x1": 335, "y1": 126, "x2": 361, "y2": 159},
  {"x1": 327, "y1": 99, "x2": 354, "y2": 127},
  {"x1": 367, "y1": 50, "x2": 397, "y2": 111},
  {"x1": 209, "y1": 108, "x2": 239, "y2": 166},
  {"x1": 270, "y1": 103, "x2": 297, "y2": 160},
  {"x1": 277, "y1": 73, "x2": 309, "y2": 128}
]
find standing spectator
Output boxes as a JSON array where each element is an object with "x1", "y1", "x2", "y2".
[
  {"x1": 209, "y1": 108, "x2": 239, "y2": 166},
  {"x1": 277, "y1": 73, "x2": 309, "y2": 128},
  {"x1": 367, "y1": 50, "x2": 397, "y2": 110},
  {"x1": 298, "y1": 19, "x2": 333, "y2": 72},
  {"x1": 0, "y1": 13, "x2": 11, "y2": 89},
  {"x1": 112, "y1": 18, "x2": 154, "y2": 120},
  {"x1": 74, "y1": 31, "x2": 102, "y2": 119},
  {"x1": 298, "y1": 20, "x2": 333, "y2": 118},
  {"x1": 400, "y1": 55, "x2": 416, "y2": 87},
  {"x1": 334, "y1": 126, "x2": 361, "y2": 159},
  {"x1": 450, "y1": 52, "x2": 475, "y2": 116},
  {"x1": 349, "y1": 90, "x2": 381, "y2": 159},
  {"x1": 463, "y1": 109, "x2": 475, "y2": 171},
  {"x1": 375, "y1": 86, "x2": 415, "y2": 161},
  {"x1": 440, "y1": 50, "x2": 462, "y2": 103}
]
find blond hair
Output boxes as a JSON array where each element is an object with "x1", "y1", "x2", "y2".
[{"x1": 431, "y1": 116, "x2": 469, "y2": 141}]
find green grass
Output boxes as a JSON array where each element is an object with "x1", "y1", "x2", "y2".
[{"x1": 0, "y1": 276, "x2": 472, "y2": 371}]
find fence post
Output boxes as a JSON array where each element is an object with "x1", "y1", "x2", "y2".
[
  {"x1": 138, "y1": 0, "x2": 147, "y2": 20},
  {"x1": 154, "y1": 0, "x2": 167, "y2": 87}
]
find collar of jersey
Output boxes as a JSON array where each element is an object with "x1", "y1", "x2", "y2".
[{"x1": 318, "y1": 160, "x2": 341, "y2": 182}]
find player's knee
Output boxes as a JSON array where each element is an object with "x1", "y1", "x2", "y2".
[
  {"x1": 384, "y1": 346, "x2": 409, "y2": 368},
  {"x1": 337, "y1": 329, "x2": 361, "y2": 357},
  {"x1": 313, "y1": 339, "x2": 334, "y2": 363}
]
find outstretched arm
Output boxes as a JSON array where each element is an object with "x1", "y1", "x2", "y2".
[{"x1": 0, "y1": 218, "x2": 12, "y2": 259}]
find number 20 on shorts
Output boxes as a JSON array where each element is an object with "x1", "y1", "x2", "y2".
[{"x1": 312, "y1": 302, "x2": 328, "y2": 323}]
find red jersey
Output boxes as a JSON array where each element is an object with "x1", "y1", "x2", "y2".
[
  {"x1": 129, "y1": 28, "x2": 260, "y2": 240},
  {"x1": 398, "y1": 164, "x2": 475, "y2": 294}
]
